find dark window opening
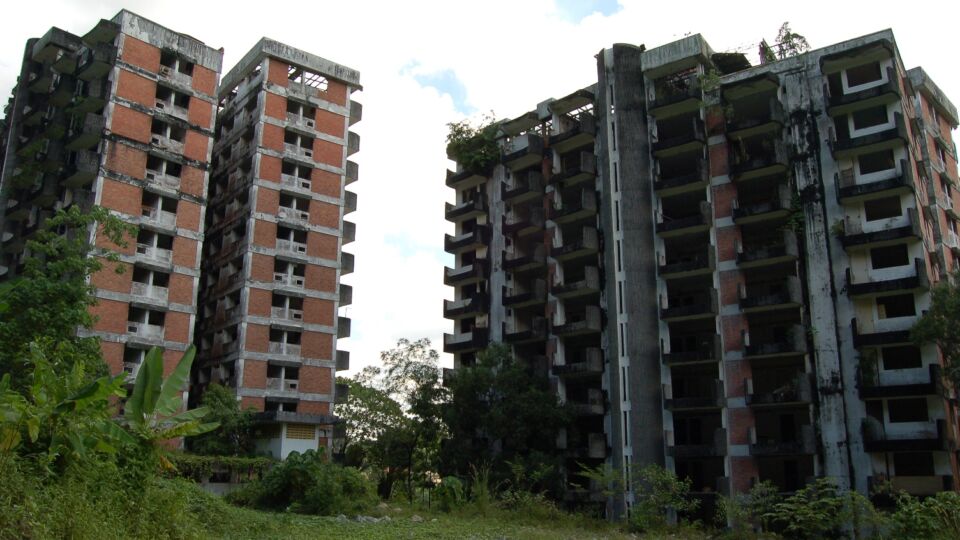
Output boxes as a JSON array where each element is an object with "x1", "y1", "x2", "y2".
[
  {"x1": 846, "y1": 62, "x2": 883, "y2": 88},
  {"x1": 870, "y1": 244, "x2": 909, "y2": 269},
  {"x1": 893, "y1": 452, "x2": 934, "y2": 476},
  {"x1": 858, "y1": 149, "x2": 896, "y2": 175},
  {"x1": 852, "y1": 106, "x2": 889, "y2": 131},
  {"x1": 877, "y1": 293, "x2": 915, "y2": 319},
  {"x1": 882, "y1": 346, "x2": 922, "y2": 370},
  {"x1": 864, "y1": 196, "x2": 902, "y2": 221},
  {"x1": 887, "y1": 397, "x2": 928, "y2": 423}
]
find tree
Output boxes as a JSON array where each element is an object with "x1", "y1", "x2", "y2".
[
  {"x1": 186, "y1": 383, "x2": 257, "y2": 456},
  {"x1": 446, "y1": 113, "x2": 500, "y2": 172},
  {"x1": 912, "y1": 273, "x2": 960, "y2": 388},
  {"x1": 0, "y1": 206, "x2": 135, "y2": 387},
  {"x1": 123, "y1": 346, "x2": 218, "y2": 469},
  {"x1": 442, "y1": 344, "x2": 570, "y2": 496},
  {"x1": 774, "y1": 22, "x2": 811, "y2": 59}
]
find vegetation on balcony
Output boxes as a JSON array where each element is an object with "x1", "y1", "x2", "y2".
[
  {"x1": 445, "y1": 113, "x2": 500, "y2": 172},
  {"x1": 912, "y1": 271, "x2": 960, "y2": 388}
]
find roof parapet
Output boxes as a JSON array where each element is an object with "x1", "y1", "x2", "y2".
[{"x1": 908, "y1": 67, "x2": 959, "y2": 127}]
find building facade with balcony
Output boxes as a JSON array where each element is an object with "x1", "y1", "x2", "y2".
[
  {"x1": 444, "y1": 30, "x2": 960, "y2": 516},
  {"x1": 192, "y1": 39, "x2": 359, "y2": 459},
  {"x1": 0, "y1": 11, "x2": 223, "y2": 392}
]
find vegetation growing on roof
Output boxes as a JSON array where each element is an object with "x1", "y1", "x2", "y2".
[{"x1": 445, "y1": 113, "x2": 500, "y2": 172}]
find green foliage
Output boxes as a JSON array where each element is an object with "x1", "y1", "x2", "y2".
[
  {"x1": 446, "y1": 113, "x2": 500, "y2": 172},
  {"x1": 765, "y1": 478, "x2": 847, "y2": 539},
  {"x1": 434, "y1": 476, "x2": 465, "y2": 512},
  {"x1": 912, "y1": 271, "x2": 960, "y2": 388},
  {"x1": 890, "y1": 491, "x2": 960, "y2": 540},
  {"x1": 442, "y1": 344, "x2": 569, "y2": 497},
  {"x1": 629, "y1": 464, "x2": 699, "y2": 533},
  {"x1": 698, "y1": 69, "x2": 723, "y2": 93},
  {"x1": 231, "y1": 449, "x2": 377, "y2": 516},
  {"x1": 0, "y1": 206, "x2": 135, "y2": 388},
  {"x1": 774, "y1": 22, "x2": 811, "y2": 59},
  {"x1": 123, "y1": 346, "x2": 219, "y2": 466},
  {"x1": 187, "y1": 383, "x2": 258, "y2": 456},
  {"x1": 167, "y1": 452, "x2": 274, "y2": 481}
]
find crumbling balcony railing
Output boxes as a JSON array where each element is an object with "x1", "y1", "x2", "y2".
[
  {"x1": 831, "y1": 112, "x2": 908, "y2": 159},
  {"x1": 836, "y1": 159, "x2": 914, "y2": 202},
  {"x1": 443, "y1": 292, "x2": 488, "y2": 320},
  {"x1": 847, "y1": 257, "x2": 927, "y2": 298},
  {"x1": 862, "y1": 417, "x2": 952, "y2": 453},
  {"x1": 443, "y1": 258, "x2": 489, "y2": 286},
  {"x1": 840, "y1": 207, "x2": 921, "y2": 248},
  {"x1": 859, "y1": 363, "x2": 943, "y2": 400}
]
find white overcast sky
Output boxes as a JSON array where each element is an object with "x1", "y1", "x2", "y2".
[{"x1": 2, "y1": 0, "x2": 958, "y2": 375}]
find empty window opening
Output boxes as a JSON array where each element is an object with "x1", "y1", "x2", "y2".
[
  {"x1": 264, "y1": 400, "x2": 297, "y2": 413},
  {"x1": 127, "y1": 306, "x2": 165, "y2": 326},
  {"x1": 870, "y1": 244, "x2": 909, "y2": 269},
  {"x1": 846, "y1": 62, "x2": 883, "y2": 88},
  {"x1": 160, "y1": 50, "x2": 194, "y2": 76},
  {"x1": 137, "y1": 230, "x2": 174, "y2": 250},
  {"x1": 288, "y1": 66, "x2": 328, "y2": 91},
  {"x1": 281, "y1": 160, "x2": 312, "y2": 180},
  {"x1": 155, "y1": 85, "x2": 190, "y2": 109},
  {"x1": 146, "y1": 155, "x2": 182, "y2": 178},
  {"x1": 151, "y1": 119, "x2": 186, "y2": 142},
  {"x1": 882, "y1": 345, "x2": 922, "y2": 370},
  {"x1": 893, "y1": 452, "x2": 934, "y2": 476},
  {"x1": 852, "y1": 105, "x2": 889, "y2": 131},
  {"x1": 286, "y1": 99, "x2": 316, "y2": 119},
  {"x1": 132, "y1": 266, "x2": 170, "y2": 288},
  {"x1": 858, "y1": 149, "x2": 896, "y2": 175},
  {"x1": 141, "y1": 191, "x2": 178, "y2": 215},
  {"x1": 864, "y1": 195, "x2": 902, "y2": 221},
  {"x1": 887, "y1": 397, "x2": 928, "y2": 423},
  {"x1": 877, "y1": 293, "x2": 915, "y2": 319},
  {"x1": 284, "y1": 129, "x2": 313, "y2": 150}
]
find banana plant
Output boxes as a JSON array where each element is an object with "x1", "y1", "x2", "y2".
[{"x1": 123, "y1": 345, "x2": 218, "y2": 468}]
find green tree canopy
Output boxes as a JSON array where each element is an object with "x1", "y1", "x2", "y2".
[{"x1": 912, "y1": 273, "x2": 960, "y2": 388}]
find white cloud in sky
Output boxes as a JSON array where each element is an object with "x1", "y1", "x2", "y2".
[{"x1": 2, "y1": 0, "x2": 958, "y2": 375}]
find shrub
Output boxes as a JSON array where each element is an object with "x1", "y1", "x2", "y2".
[
  {"x1": 232, "y1": 449, "x2": 376, "y2": 516},
  {"x1": 434, "y1": 476, "x2": 465, "y2": 512},
  {"x1": 765, "y1": 478, "x2": 846, "y2": 540},
  {"x1": 891, "y1": 491, "x2": 960, "y2": 540},
  {"x1": 629, "y1": 464, "x2": 699, "y2": 533}
]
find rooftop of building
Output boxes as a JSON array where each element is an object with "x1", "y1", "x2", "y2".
[{"x1": 112, "y1": 9, "x2": 223, "y2": 72}]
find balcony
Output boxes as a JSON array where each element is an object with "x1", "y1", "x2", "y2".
[
  {"x1": 552, "y1": 151, "x2": 596, "y2": 187},
  {"x1": 141, "y1": 207, "x2": 177, "y2": 231},
  {"x1": 268, "y1": 341, "x2": 301, "y2": 357},
  {"x1": 443, "y1": 292, "x2": 488, "y2": 320},
  {"x1": 827, "y1": 67, "x2": 901, "y2": 117},
  {"x1": 503, "y1": 316, "x2": 547, "y2": 344},
  {"x1": 445, "y1": 194, "x2": 488, "y2": 223},
  {"x1": 551, "y1": 112, "x2": 595, "y2": 154},
  {"x1": 145, "y1": 168, "x2": 181, "y2": 190},
  {"x1": 286, "y1": 111, "x2": 316, "y2": 131},
  {"x1": 551, "y1": 227, "x2": 599, "y2": 261},
  {"x1": 283, "y1": 142, "x2": 314, "y2": 161},
  {"x1": 274, "y1": 272, "x2": 305, "y2": 290},
  {"x1": 130, "y1": 282, "x2": 169, "y2": 306},
  {"x1": 127, "y1": 321, "x2": 163, "y2": 341},
  {"x1": 553, "y1": 266, "x2": 600, "y2": 299},
  {"x1": 564, "y1": 432, "x2": 607, "y2": 460},
  {"x1": 444, "y1": 225, "x2": 490, "y2": 255},
  {"x1": 860, "y1": 364, "x2": 944, "y2": 399},
  {"x1": 349, "y1": 101, "x2": 362, "y2": 126},
  {"x1": 836, "y1": 159, "x2": 914, "y2": 202},
  {"x1": 661, "y1": 288, "x2": 719, "y2": 322},
  {"x1": 737, "y1": 231, "x2": 799, "y2": 269},
  {"x1": 347, "y1": 132, "x2": 360, "y2": 156},
  {"x1": 341, "y1": 252, "x2": 355, "y2": 275},
  {"x1": 569, "y1": 388, "x2": 605, "y2": 417},
  {"x1": 443, "y1": 327, "x2": 489, "y2": 354},
  {"x1": 658, "y1": 249, "x2": 716, "y2": 279},
  {"x1": 339, "y1": 284, "x2": 353, "y2": 307},
  {"x1": 840, "y1": 208, "x2": 921, "y2": 248},
  {"x1": 271, "y1": 306, "x2": 304, "y2": 322},
  {"x1": 652, "y1": 118, "x2": 706, "y2": 158},
  {"x1": 444, "y1": 258, "x2": 488, "y2": 286},
  {"x1": 750, "y1": 425, "x2": 816, "y2": 456},
  {"x1": 158, "y1": 65, "x2": 193, "y2": 88},
  {"x1": 503, "y1": 279, "x2": 546, "y2": 309},
  {"x1": 550, "y1": 188, "x2": 597, "y2": 224},
  {"x1": 335, "y1": 382, "x2": 350, "y2": 404},
  {"x1": 729, "y1": 140, "x2": 790, "y2": 181},
  {"x1": 663, "y1": 335, "x2": 722, "y2": 365},
  {"x1": 656, "y1": 202, "x2": 711, "y2": 238},
  {"x1": 832, "y1": 112, "x2": 909, "y2": 159},
  {"x1": 649, "y1": 79, "x2": 702, "y2": 117},
  {"x1": 732, "y1": 185, "x2": 792, "y2": 224},
  {"x1": 62, "y1": 151, "x2": 100, "y2": 187},
  {"x1": 553, "y1": 348, "x2": 603, "y2": 378},
  {"x1": 136, "y1": 244, "x2": 173, "y2": 267},
  {"x1": 862, "y1": 418, "x2": 953, "y2": 453},
  {"x1": 266, "y1": 377, "x2": 299, "y2": 392},
  {"x1": 851, "y1": 316, "x2": 915, "y2": 348},
  {"x1": 727, "y1": 98, "x2": 785, "y2": 138},
  {"x1": 446, "y1": 168, "x2": 487, "y2": 190},
  {"x1": 280, "y1": 173, "x2": 312, "y2": 193},
  {"x1": 553, "y1": 305, "x2": 602, "y2": 336},
  {"x1": 847, "y1": 258, "x2": 928, "y2": 298},
  {"x1": 277, "y1": 206, "x2": 310, "y2": 226},
  {"x1": 501, "y1": 171, "x2": 545, "y2": 204},
  {"x1": 503, "y1": 206, "x2": 544, "y2": 237},
  {"x1": 77, "y1": 45, "x2": 115, "y2": 81},
  {"x1": 502, "y1": 134, "x2": 544, "y2": 170},
  {"x1": 746, "y1": 373, "x2": 813, "y2": 407},
  {"x1": 336, "y1": 350, "x2": 350, "y2": 371},
  {"x1": 667, "y1": 428, "x2": 727, "y2": 458},
  {"x1": 337, "y1": 316, "x2": 351, "y2": 339},
  {"x1": 65, "y1": 113, "x2": 105, "y2": 151},
  {"x1": 664, "y1": 379, "x2": 725, "y2": 411},
  {"x1": 155, "y1": 98, "x2": 189, "y2": 121},
  {"x1": 739, "y1": 275, "x2": 803, "y2": 313},
  {"x1": 504, "y1": 243, "x2": 546, "y2": 272},
  {"x1": 943, "y1": 231, "x2": 960, "y2": 255},
  {"x1": 744, "y1": 324, "x2": 807, "y2": 360},
  {"x1": 151, "y1": 132, "x2": 184, "y2": 154},
  {"x1": 276, "y1": 239, "x2": 308, "y2": 258},
  {"x1": 654, "y1": 162, "x2": 709, "y2": 196}
]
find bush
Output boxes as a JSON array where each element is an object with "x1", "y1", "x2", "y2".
[
  {"x1": 629, "y1": 464, "x2": 699, "y2": 533},
  {"x1": 766, "y1": 478, "x2": 846, "y2": 540},
  {"x1": 434, "y1": 476, "x2": 465, "y2": 512},
  {"x1": 891, "y1": 491, "x2": 960, "y2": 540},
  {"x1": 231, "y1": 449, "x2": 376, "y2": 516}
]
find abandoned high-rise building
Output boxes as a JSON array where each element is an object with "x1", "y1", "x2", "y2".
[
  {"x1": 443, "y1": 30, "x2": 960, "y2": 516},
  {"x1": 192, "y1": 39, "x2": 359, "y2": 458},
  {"x1": 0, "y1": 12, "x2": 360, "y2": 459}
]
